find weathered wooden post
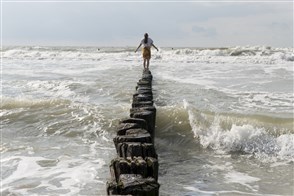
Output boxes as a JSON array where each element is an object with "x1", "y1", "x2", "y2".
[{"x1": 106, "y1": 70, "x2": 160, "y2": 195}]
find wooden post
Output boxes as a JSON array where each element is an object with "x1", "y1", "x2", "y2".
[{"x1": 106, "y1": 70, "x2": 159, "y2": 195}]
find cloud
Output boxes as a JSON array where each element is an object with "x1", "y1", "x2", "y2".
[
  {"x1": 2, "y1": 2, "x2": 293, "y2": 47},
  {"x1": 192, "y1": 26, "x2": 217, "y2": 37},
  {"x1": 269, "y1": 22, "x2": 291, "y2": 31}
]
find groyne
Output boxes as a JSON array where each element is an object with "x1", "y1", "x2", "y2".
[{"x1": 106, "y1": 70, "x2": 160, "y2": 195}]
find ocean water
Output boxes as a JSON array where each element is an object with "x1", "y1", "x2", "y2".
[{"x1": 1, "y1": 46, "x2": 293, "y2": 196}]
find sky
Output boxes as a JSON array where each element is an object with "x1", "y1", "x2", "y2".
[{"x1": 1, "y1": 0, "x2": 293, "y2": 47}]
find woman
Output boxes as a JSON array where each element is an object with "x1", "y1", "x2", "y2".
[{"x1": 135, "y1": 33, "x2": 159, "y2": 70}]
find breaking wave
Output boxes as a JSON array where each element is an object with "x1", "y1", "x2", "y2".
[
  {"x1": 156, "y1": 101, "x2": 294, "y2": 163},
  {"x1": 2, "y1": 45, "x2": 293, "y2": 64},
  {"x1": 183, "y1": 100, "x2": 294, "y2": 162}
]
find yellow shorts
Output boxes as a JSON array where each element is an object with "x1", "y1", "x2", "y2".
[{"x1": 142, "y1": 47, "x2": 151, "y2": 59}]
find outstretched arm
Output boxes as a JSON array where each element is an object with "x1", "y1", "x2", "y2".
[
  {"x1": 152, "y1": 43, "x2": 159, "y2": 51},
  {"x1": 135, "y1": 44, "x2": 142, "y2": 52}
]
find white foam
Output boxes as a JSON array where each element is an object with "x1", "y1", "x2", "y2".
[
  {"x1": 184, "y1": 100, "x2": 294, "y2": 162},
  {"x1": 1, "y1": 155, "x2": 105, "y2": 195},
  {"x1": 276, "y1": 134, "x2": 294, "y2": 158},
  {"x1": 2, "y1": 46, "x2": 293, "y2": 64},
  {"x1": 225, "y1": 171, "x2": 260, "y2": 191},
  {"x1": 183, "y1": 186, "x2": 274, "y2": 196},
  {"x1": 183, "y1": 186, "x2": 216, "y2": 195}
]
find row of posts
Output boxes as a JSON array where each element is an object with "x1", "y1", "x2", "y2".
[{"x1": 106, "y1": 70, "x2": 160, "y2": 195}]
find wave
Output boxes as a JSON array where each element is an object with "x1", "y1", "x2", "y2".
[
  {"x1": 156, "y1": 101, "x2": 294, "y2": 163},
  {"x1": 0, "y1": 96, "x2": 112, "y2": 141},
  {"x1": 163, "y1": 46, "x2": 294, "y2": 64},
  {"x1": 0, "y1": 96, "x2": 71, "y2": 111},
  {"x1": 2, "y1": 45, "x2": 293, "y2": 64}
]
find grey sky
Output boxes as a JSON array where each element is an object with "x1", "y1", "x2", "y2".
[{"x1": 2, "y1": 1, "x2": 293, "y2": 47}]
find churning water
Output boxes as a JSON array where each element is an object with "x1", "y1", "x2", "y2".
[{"x1": 1, "y1": 46, "x2": 293, "y2": 195}]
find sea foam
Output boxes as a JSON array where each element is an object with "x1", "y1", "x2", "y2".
[{"x1": 183, "y1": 99, "x2": 294, "y2": 163}]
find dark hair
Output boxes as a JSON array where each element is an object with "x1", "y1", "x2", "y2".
[{"x1": 144, "y1": 33, "x2": 148, "y2": 44}]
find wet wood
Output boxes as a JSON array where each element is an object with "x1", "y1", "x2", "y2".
[
  {"x1": 107, "y1": 174, "x2": 159, "y2": 196},
  {"x1": 113, "y1": 129, "x2": 152, "y2": 149},
  {"x1": 117, "y1": 142, "x2": 158, "y2": 159},
  {"x1": 120, "y1": 118, "x2": 148, "y2": 130},
  {"x1": 107, "y1": 70, "x2": 159, "y2": 195}
]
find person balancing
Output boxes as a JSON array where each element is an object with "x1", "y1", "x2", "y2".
[{"x1": 135, "y1": 33, "x2": 159, "y2": 70}]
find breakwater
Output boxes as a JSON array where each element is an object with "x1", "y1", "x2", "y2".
[{"x1": 106, "y1": 70, "x2": 160, "y2": 195}]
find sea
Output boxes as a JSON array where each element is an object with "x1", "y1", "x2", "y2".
[{"x1": 1, "y1": 45, "x2": 293, "y2": 196}]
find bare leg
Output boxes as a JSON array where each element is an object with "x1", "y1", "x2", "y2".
[
  {"x1": 146, "y1": 59, "x2": 150, "y2": 70},
  {"x1": 143, "y1": 59, "x2": 147, "y2": 69}
]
